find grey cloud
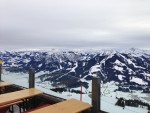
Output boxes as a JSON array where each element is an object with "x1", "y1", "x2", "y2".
[{"x1": 0, "y1": 0, "x2": 150, "y2": 50}]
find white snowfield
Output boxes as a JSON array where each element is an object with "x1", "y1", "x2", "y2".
[
  {"x1": 114, "y1": 66, "x2": 124, "y2": 72},
  {"x1": 2, "y1": 70, "x2": 149, "y2": 113},
  {"x1": 130, "y1": 77, "x2": 148, "y2": 85},
  {"x1": 89, "y1": 64, "x2": 100, "y2": 74},
  {"x1": 118, "y1": 75, "x2": 125, "y2": 81}
]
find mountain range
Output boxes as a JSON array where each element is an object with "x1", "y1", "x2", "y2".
[{"x1": 1, "y1": 48, "x2": 150, "y2": 92}]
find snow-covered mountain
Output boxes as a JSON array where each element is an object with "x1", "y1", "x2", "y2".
[{"x1": 1, "y1": 48, "x2": 150, "y2": 92}]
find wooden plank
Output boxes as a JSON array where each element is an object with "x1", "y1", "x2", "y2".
[
  {"x1": 0, "y1": 88, "x2": 43, "y2": 106},
  {"x1": 0, "y1": 82, "x2": 13, "y2": 87},
  {"x1": 28, "y1": 99, "x2": 92, "y2": 113},
  {"x1": 0, "y1": 100, "x2": 23, "y2": 109}
]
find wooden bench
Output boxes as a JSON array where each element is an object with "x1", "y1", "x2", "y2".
[
  {"x1": 0, "y1": 100, "x2": 23, "y2": 113},
  {"x1": 0, "y1": 82, "x2": 13, "y2": 94},
  {"x1": 0, "y1": 88, "x2": 43, "y2": 106},
  {"x1": 27, "y1": 99, "x2": 92, "y2": 113},
  {"x1": 0, "y1": 82, "x2": 13, "y2": 87},
  {"x1": 0, "y1": 88, "x2": 43, "y2": 113},
  {"x1": 0, "y1": 100, "x2": 23, "y2": 109},
  {"x1": 22, "y1": 104, "x2": 50, "y2": 113}
]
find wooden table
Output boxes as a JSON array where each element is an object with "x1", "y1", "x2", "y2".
[
  {"x1": 0, "y1": 88, "x2": 43, "y2": 106},
  {"x1": 0, "y1": 82, "x2": 13, "y2": 87},
  {"x1": 0, "y1": 82, "x2": 13, "y2": 94},
  {"x1": 28, "y1": 99, "x2": 92, "y2": 113}
]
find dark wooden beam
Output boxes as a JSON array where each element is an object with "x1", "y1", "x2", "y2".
[
  {"x1": 92, "y1": 77, "x2": 101, "y2": 113},
  {"x1": 29, "y1": 68, "x2": 35, "y2": 88}
]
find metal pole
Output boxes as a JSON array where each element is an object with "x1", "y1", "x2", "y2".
[
  {"x1": 92, "y1": 77, "x2": 101, "y2": 113},
  {"x1": 29, "y1": 68, "x2": 35, "y2": 88}
]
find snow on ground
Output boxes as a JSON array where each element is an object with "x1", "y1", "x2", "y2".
[
  {"x1": 130, "y1": 77, "x2": 148, "y2": 85},
  {"x1": 35, "y1": 71, "x2": 49, "y2": 77},
  {"x1": 114, "y1": 60, "x2": 126, "y2": 67},
  {"x1": 127, "y1": 59, "x2": 145, "y2": 69},
  {"x1": 101, "y1": 96, "x2": 148, "y2": 113},
  {"x1": 143, "y1": 72, "x2": 150, "y2": 77},
  {"x1": 2, "y1": 71, "x2": 149, "y2": 113},
  {"x1": 89, "y1": 64, "x2": 100, "y2": 74},
  {"x1": 70, "y1": 62, "x2": 78, "y2": 73},
  {"x1": 118, "y1": 75, "x2": 125, "y2": 81},
  {"x1": 114, "y1": 66, "x2": 123, "y2": 72},
  {"x1": 2, "y1": 71, "x2": 29, "y2": 88}
]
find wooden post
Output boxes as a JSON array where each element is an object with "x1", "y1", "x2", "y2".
[
  {"x1": 92, "y1": 77, "x2": 101, "y2": 113},
  {"x1": 80, "y1": 80, "x2": 82, "y2": 101},
  {"x1": 29, "y1": 68, "x2": 35, "y2": 88},
  {"x1": 0, "y1": 59, "x2": 3, "y2": 81},
  {"x1": 0, "y1": 64, "x2": 1, "y2": 81}
]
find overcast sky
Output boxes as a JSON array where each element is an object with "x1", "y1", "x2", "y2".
[{"x1": 0, "y1": 0, "x2": 150, "y2": 50}]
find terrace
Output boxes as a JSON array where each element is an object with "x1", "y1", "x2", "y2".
[{"x1": 0, "y1": 69, "x2": 101, "y2": 113}]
